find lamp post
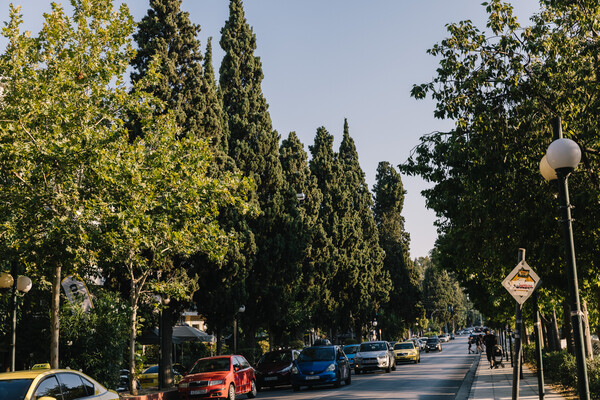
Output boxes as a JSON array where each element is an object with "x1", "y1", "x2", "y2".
[
  {"x1": 233, "y1": 305, "x2": 245, "y2": 354},
  {"x1": 540, "y1": 118, "x2": 590, "y2": 400},
  {"x1": 0, "y1": 267, "x2": 32, "y2": 371}
]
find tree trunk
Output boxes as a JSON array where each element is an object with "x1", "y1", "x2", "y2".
[
  {"x1": 582, "y1": 301, "x2": 593, "y2": 359},
  {"x1": 551, "y1": 308, "x2": 560, "y2": 351},
  {"x1": 161, "y1": 304, "x2": 174, "y2": 388},
  {"x1": 522, "y1": 322, "x2": 530, "y2": 346},
  {"x1": 563, "y1": 301, "x2": 574, "y2": 354},
  {"x1": 50, "y1": 264, "x2": 61, "y2": 369},
  {"x1": 129, "y1": 285, "x2": 139, "y2": 396}
]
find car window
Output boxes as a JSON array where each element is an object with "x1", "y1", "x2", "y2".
[
  {"x1": 343, "y1": 346, "x2": 358, "y2": 354},
  {"x1": 0, "y1": 378, "x2": 33, "y2": 400},
  {"x1": 80, "y1": 377, "x2": 95, "y2": 396},
  {"x1": 394, "y1": 343, "x2": 414, "y2": 350},
  {"x1": 57, "y1": 373, "x2": 88, "y2": 400},
  {"x1": 232, "y1": 357, "x2": 241, "y2": 370},
  {"x1": 35, "y1": 376, "x2": 63, "y2": 400},
  {"x1": 236, "y1": 356, "x2": 250, "y2": 369},
  {"x1": 142, "y1": 365, "x2": 159, "y2": 374},
  {"x1": 258, "y1": 351, "x2": 291, "y2": 364}
]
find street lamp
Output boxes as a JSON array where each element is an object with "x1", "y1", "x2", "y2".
[
  {"x1": 0, "y1": 269, "x2": 32, "y2": 371},
  {"x1": 540, "y1": 119, "x2": 590, "y2": 400}
]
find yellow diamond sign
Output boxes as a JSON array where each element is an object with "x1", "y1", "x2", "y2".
[{"x1": 501, "y1": 260, "x2": 541, "y2": 305}]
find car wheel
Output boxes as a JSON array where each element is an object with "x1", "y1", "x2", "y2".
[
  {"x1": 293, "y1": 385, "x2": 300, "y2": 392},
  {"x1": 247, "y1": 381, "x2": 257, "y2": 398},
  {"x1": 333, "y1": 371, "x2": 341, "y2": 388},
  {"x1": 227, "y1": 384, "x2": 235, "y2": 400}
]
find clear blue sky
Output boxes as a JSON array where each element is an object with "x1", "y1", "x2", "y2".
[{"x1": 1, "y1": 0, "x2": 541, "y2": 259}]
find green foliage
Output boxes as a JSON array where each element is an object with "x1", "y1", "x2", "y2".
[{"x1": 60, "y1": 289, "x2": 131, "y2": 389}]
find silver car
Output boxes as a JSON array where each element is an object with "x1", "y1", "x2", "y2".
[{"x1": 354, "y1": 341, "x2": 396, "y2": 374}]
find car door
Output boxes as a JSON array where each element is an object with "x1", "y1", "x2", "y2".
[
  {"x1": 232, "y1": 356, "x2": 244, "y2": 394},
  {"x1": 56, "y1": 372, "x2": 91, "y2": 400}
]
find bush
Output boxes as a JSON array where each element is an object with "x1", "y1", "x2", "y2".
[
  {"x1": 60, "y1": 289, "x2": 131, "y2": 389},
  {"x1": 289, "y1": 339, "x2": 305, "y2": 349}
]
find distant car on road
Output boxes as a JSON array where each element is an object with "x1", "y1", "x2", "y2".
[
  {"x1": 425, "y1": 336, "x2": 442, "y2": 353},
  {"x1": 0, "y1": 368, "x2": 119, "y2": 400},
  {"x1": 138, "y1": 365, "x2": 182, "y2": 389},
  {"x1": 439, "y1": 334, "x2": 450, "y2": 342},
  {"x1": 354, "y1": 341, "x2": 396, "y2": 374},
  {"x1": 291, "y1": 345, "x2": 351, "y2": 391},
  {"x1": 393, "y1": 341, "x2": 420, "y2": 364}
]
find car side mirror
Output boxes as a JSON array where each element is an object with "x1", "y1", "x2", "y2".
[{"x1": 234, "y1": 365, "x2": 240, "y2": 372}]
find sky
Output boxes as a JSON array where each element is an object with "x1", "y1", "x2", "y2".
[{"x1": 0, "y1": 0, "x2": 542, "y2": 259}]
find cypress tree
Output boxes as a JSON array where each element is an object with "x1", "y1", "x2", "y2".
[
  {"x1": 337, "y1": 120, "x2": 389, "y2": 340},
  {"x1": 308, "y1": 127, "x2": 340, "y2": 332},
  {"x1": 373, "y1": 161, "x2": 422, "y2": 339},
  {"x1": 219, "y1": 0, "x2": 284, "y2": 348},
  {"x1": 131, "y1": 0, "x2": 206, "y2": 139},
  {"x1": 277, "y1": 132, "x2": 323, "y2": 343}
]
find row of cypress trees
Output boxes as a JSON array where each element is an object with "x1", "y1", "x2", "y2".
[{"x1": 130, "y1": 0, "x2": 420, "y2": 350}]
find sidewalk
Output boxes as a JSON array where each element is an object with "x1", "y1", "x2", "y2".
[{"x1": 468, "y1": 352, "x2": 571, "y2": 399}]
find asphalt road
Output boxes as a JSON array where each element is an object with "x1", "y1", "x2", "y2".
[{"x1": 254, "y1": 336, "x2": 478, "y2": 400}]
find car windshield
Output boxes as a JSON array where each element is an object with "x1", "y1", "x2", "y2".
[
  {"x1": 343, "y1": 346, "x2": 359, "y2": 355},
  {"x1": 298, "y1": 347, "x2": 335, "y2": 362},
  {"x1": 426, "y1": 338, "x2": 438, "y2": 343},
  {"x1": 394, "y1": 343, "x2": 413, "y2": 350},
  {"x1": 359, "y1": 342, "x2": 387, "y2": 352},
  {"x1": 188, "y1": 358, "x2": 231, "y2": 374},
  {"x1": 258, "y1": 351, "x2": 292, "y2": 364},
  {"x1": 0, "y1": 379, "x2": 33, "y2": 400}
]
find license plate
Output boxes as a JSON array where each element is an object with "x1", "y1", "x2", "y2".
[
  {"x1": 190, "y1": 389, "x2": 207, "y2": 395},
  {"x1": 306, "y1": 376, "x2": 319, "y2": 380},
  {"x1": 265, "y1": 377, "x2": 278, "y2": 381}
]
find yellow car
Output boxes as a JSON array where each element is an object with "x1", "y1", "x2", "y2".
[
  {"x1": 393, "y1": 341, "x2": 420, "y2": 364},
  {"x1": 0, "y1": 368, "x2": 118, "y2": 399},
  {"x1": 138, "y1": 365, "x2": 182, "y2": 388}
]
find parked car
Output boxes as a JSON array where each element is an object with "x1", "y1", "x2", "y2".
[
  {"x1": 450, "y1": 333, "x2": 455, "y2": 340},
  {"x1": 291, "y1": 345, "x2": 351, "y2": 391},
  {"x1": 138, "y1": 365, "x2": 182, "y2": 389},
  {"x1": 254, "y1": 348, "x2": 299, "y2": 390},
  {"x1": 411, "y1": 338, "x2": 426, "y2": 351},
  {"x1": 0, "y1": 368, "x2": 119, "y2": 400},
  {"x1": 393, "y1": 341, "x2": 420, "y2": 364},
  {"x1": 343, "y1": 344, "x2": 360, "y2": 369},
  {"x1": 439, "y1": 334, "x2": 450, "y2": 342},
  {"x1": 425, "y1": 336, "x2": 442, "y2": 353},
  {"x1": 354, "y1": 341, "x2": 396, "y2": 374},
  {"x1": 178, "y1": 355, "x2": 257, "y2": 400}
]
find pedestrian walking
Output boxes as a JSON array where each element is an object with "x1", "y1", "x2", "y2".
[{"x1": 483, "y1": 329, "x2": 498, "y2": 368}]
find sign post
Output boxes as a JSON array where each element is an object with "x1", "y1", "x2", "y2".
[{"x1": 502, "y1": 249, "x2": 541, "y2": 400}]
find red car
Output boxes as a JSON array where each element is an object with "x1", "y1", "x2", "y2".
[{"x1": 178, "y1": 355, "x2": 257, "y2": 400}]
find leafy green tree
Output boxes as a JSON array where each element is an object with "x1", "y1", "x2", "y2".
[
  {"x1": 218, "y1": 0, "x2": 285, "y2": 348},
  {"x1": 0, "y1": 0, "x2": 137, "y2": 369},
  {"x1": 373, "y1": 162, "x2": 422, "y2": 338},
  {"x1": 400, "y1": 0, "x2": 600, "y2": 331}
]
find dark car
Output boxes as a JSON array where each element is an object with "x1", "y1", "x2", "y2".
[
  {"x1": 291, "y1": 345, "x2": 351, "y2": 391},
  {"x1": 425, "y1": 336, "x2": 442, "y2": 353},
  {"x1": 254, "y1": 349, "x2": 300, "y2": 390}
]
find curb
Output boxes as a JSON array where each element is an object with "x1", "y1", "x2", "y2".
[{"x1": 455, "y1": 352, "x2": 481, "y2": 400}]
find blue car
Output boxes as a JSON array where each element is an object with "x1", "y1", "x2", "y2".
[
  {"x1": 291, "y1": 345, "x2": 351, "y2": 391},
  {"x1": 342, "y1": 344, "x2": 360, "y2": 369}
]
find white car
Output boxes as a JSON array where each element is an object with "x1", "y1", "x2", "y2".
[
  {"x1": 439, "y1": 334, "x2": 450, "y2": 342},
  {"x1": 354, "y1": 341, "x2": 396, "y2": 374}
]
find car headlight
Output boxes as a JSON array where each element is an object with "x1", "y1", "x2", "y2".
[
  {"x1": 291, "y1": 365, "x2": 299, "y2": 375},
  {"x1": 377, "y1": 354, "x2": 387, "y2": 361},
  {"x1": 210, "y1": 379, "x2": 225, "y2": 386},
  {"x1": 279, "y1": 365, "x2": 291, "y2": 374},
  {"x1": 179, "y1": 382, "x2": 189, "y2": 388},
  {"x1": 325, "y1": 363, "x2": 336, "y2": 372}
]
